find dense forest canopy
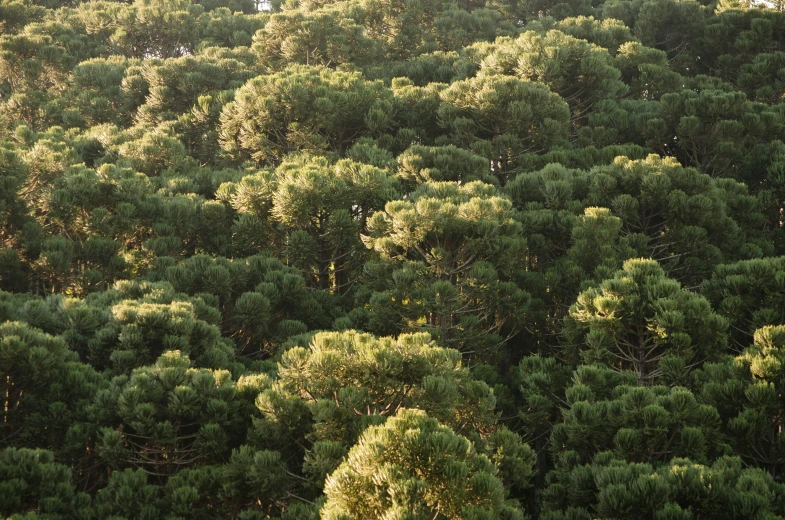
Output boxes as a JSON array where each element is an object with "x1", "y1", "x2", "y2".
[{"x1": 4, "y1": 0, "x2": 785, "y2": 518}]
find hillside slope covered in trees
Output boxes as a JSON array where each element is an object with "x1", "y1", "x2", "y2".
[{"x1": 4, "y1": 0, "x2": 785, "y2": 518}]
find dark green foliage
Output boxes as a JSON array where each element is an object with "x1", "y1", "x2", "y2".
[
  {"x1": 0, "y1": 448, "x2": 92, "y2": 520},
  {"x1": 5, "y1": 0, "x2": 785, "y2": 516},
  {"x1": 542, "y1": 454, "x2": 785, "y2": 520},
  {"x1": 696, "y1": 325, "x2": 785, "y2": 478},
  {"x1": 564, "y1": 258, "x2": 728, "y2": 384},
  {"x1": 93, "y1": 350, "x2": 251, "y2": 476},
  {"x1": 362, "y1": 181, "x2": 530, "y2": 357},
  {"x1": 551, "y1": 367, "x2": 725, "y2": 464},
  {"x1": 701, "y1": 256, "x2": 785, "y2": 352},
  {"x1": 508, "y1": 155, "x2": 768, "y2": 288},
  {"x1": 0, "y1": 321, "x2": 96, "y2": 448},
  {"x1": 437, "y1": 74, "x2": 571, "y2": 182}
]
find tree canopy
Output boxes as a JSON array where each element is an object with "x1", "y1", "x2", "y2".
[{"x1": 4, "y1": 0, "x2": 785, "y2": 517}]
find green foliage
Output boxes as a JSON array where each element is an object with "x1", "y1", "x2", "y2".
[
  {"x1": 321, "y1": 408, "x2": 526, "y2": 520},
  {"x1": 219, "y1": 65, "x2": 394, "y2": 164},
  {"x1": 508, "y1": 155, "x2": 768, "y2": 287},
  {"x1": 256, "y1": 329, "x2": 534, "y2": 492},
  {"x1": 135, "y1": 53, "x2": 258, "y2": 125},
  {"x1": 5, "y1": 0, "x2": 785, "y2": 515},
  {"x1": 81, "y1": 0, "x2": 207, "y2": 59},
  {"x1": 0, "y1": 321, "x2": 92, "y2": 447},
  {"x1": 272, "y1": 330, "x2": 497, "y2": 444},
  {"x1": 93, "y1": 350, "x2": 253, "y2": 478},
  {"x1": 524, "y1": 16, "x2": 635, "y2": 53},
  {"x1": 395, "y1": 144, "x2": 498, "y2": 188},
  {"x1": 363, "y1": 181, "x2": 530, "y2": 356},
  {"x1": 515, "y1": 355, "x2": 573, "y2": 451},
  {"x1": 552, "y1": 366, "x2": 724, "y2": 464},
  {"x1": 92, "y1": 284, "x2": 235, "y2": 373},
  {"x1": 92, "y1": 467, "x2": 163, "y2": 519},
  {"x1": 437, "y1": 74, "x2": 571, "y2": 182},
  {"x1": 648, "y1": 87, "x2": 785, "y2": 180},
  {"x1": 564, "y1": 258, "x2": 728, "y2": 383},
  {"x1": 251, "y1": 9, "x2": 382, "y2": 69},
  {"x1": 696, "y1": 325, "x2": 785, "y2": 477},
  {"x1": 0, "y1": 448, "x2": 92, "y2": 519},
  {"x1": 701, "y1": 256, "x2": 785, "y2": 351},
  {"x1": 0, "y1": 144, "x2": 29, "y2": 252},
  {"x1": 218, "y1": 155, "x2": 400, "y2": 289},
  {"x1": 475, "y1": 30, "x2": 629, "y2": 113},
  {"x1": 542, "y1": 454, "x2": 785, "y2": 519}
]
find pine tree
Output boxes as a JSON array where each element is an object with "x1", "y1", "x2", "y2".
[
  {"x1": 564, "y1": 258, "x2": 728, "y2": 384},
  {"x1": 701, "y1": 256, "x2": 785, "y2": 352},
  {"x1": 437, "y1": 74, "x2": 571, "y2": 182},
  {"x1": 219, "y1": 65, "x2": 394, "y2": 164},
  {"x1": 542, "y1": 453, "x2": 785, "y2": 520},
  {"x1": 0, "y1": 448, "x2": 92, "y2": 520},
  {"x1": 321, "y1": 408, "x2": 526, "y2": 520},
  {"x1": 362, "y1": 181, "x2": 530, "y2": 356}
]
